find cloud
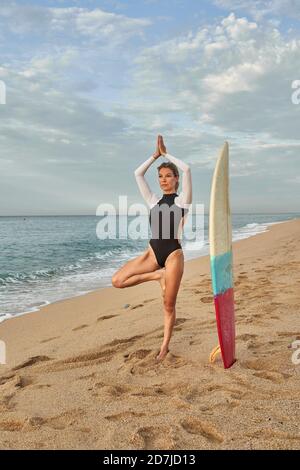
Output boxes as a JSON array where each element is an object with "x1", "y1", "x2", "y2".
[
  {"x1": 0, "y1": 3, "x2": 152, "y2": 196},
  {"x1": 18, "y1": 48, "x2": 79, "y2": 79},
  {"x1": 126, "y1": 12, "x2": 300, "y2": 142},
  {"x1": 214, "y1": 0, "x2": 300, "y2": 21},
  {"x1": 0, "y1": 4, "x2": 299, "y2": 214},
  {"x1": 0, "y1": 3, "x2": 151, "y2": 44}
]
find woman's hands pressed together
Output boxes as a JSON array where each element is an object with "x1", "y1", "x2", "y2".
[
  {"x1": 158, "y1": 134, "x2": 167, "y2": 156},
  {"x1": 152, "y1": 135, "x2": 167, "y2": 159}
]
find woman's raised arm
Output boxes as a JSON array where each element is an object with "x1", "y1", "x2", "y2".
[
  {"x1": 164, "y1": 152, "x2": 192, "y2": 206},
  {"x1": 134, "y1": 155, "x2": 158, "y2": 208}
]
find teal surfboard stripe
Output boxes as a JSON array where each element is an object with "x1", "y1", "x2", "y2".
[{"x1": 210, "y1": 250, "x2": 233, "y2": 295}]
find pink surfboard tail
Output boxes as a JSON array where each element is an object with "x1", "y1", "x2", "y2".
[{"x1": 214, "y1": 288, "x2": 236, "y2": 368}]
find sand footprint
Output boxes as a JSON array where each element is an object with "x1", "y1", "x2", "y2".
[
  {"x1": 12, "y1": 356, "x2": 52, "y2": 371},
  {"x1": 253, "y1": 371, "x2": 291, "y2": 384},
  {"x1": 37, "y1": 335, "x2": 144, "y2": 373},
  {"x1": 131, "y1": 425, "x2": 177, "y2": 450},
  {"x1": 0, "y1": 419, "x2": 24, "y2": 431},
  {"x1": 0, "y1": 373, "x2": 33, "y2": 412},
  {"x1": 92, "y1": 381, "x2": 132, "y2": 398},
  {"x1": 40, "y1": 336, "x2": 60, "y2": 343},
  {"x1": 236, "y1": 334, "x2": 258, "y2": 341},
  {"x1": 143, "y1": 299, "x2": 156, "y2": 304},
  {"x1": 77, "y1": 372, "x2": 96, "y2": 380},
  {"x1": 277, "y1": 331, "x2": 300, "y2": 338},
  {"x1": 97, "y1": 314, "x2": 118, "y2": 322},
  {"x1": 173, "y1": 317, "x2": 189, "y2": 331},
  {"x1": 120, "y1": 348, "x2": 188, "y2": 376},
  {"x1": 130, "y1": 303, "x2": 144, "y2": 310},
  {"x1": 123, "y1": 349, "x2": 152, "y2": 362},
  {"x1": 104, "y1": 411, "x2": 145, "y2": 421},
  {"x1": 130, "y1": 384, "x2": 168, "y2": 398},
  {"x1": 45, "y1": 409, "x2": 86, "y2": 430},
  {"x1": 72, "y1": 324, "x2": 89, "y2": 331},
  {"x1": 200, "y1": 296, "x2": 213, "y2": 303},
  {"x1": 180, "y1": 416, "x2": 224, "y2": 443},
  {"x1": 0, "y1": 408, "x2": 85, "y2": 432}
]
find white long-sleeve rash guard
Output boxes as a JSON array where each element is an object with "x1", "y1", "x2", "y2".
[{"x1": 134, "y1": 153, "x2": 192, "y2": 211}]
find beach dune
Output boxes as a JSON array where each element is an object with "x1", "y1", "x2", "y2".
[{"x1": 0, "y1": 219, "x2": 299, "y2": 450}]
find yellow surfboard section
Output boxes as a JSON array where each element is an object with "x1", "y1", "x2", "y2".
[{"x1": 209, "y1": 141, "x2": 232, "y2": 258}]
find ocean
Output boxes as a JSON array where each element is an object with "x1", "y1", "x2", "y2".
[{"x1": 0, "y1": 213, "x2": 299, "y2": 323}]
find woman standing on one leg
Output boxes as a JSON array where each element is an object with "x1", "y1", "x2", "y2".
[{"x1": 111, "y1": 135, "x2": 192, "y2": 362}]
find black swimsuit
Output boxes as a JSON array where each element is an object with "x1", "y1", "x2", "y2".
[
  {"x1": 149, "y1": 193, "x2": 188, "y2": 268},
  {"x1": 134, "y1": 153, "x2": 192, "y2": 268}
]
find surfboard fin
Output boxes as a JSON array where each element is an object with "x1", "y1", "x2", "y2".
[{"x1": 209, "y1": 345, "x2": 221, "y2": 363}]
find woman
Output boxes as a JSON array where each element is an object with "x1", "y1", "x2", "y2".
[{"x1": 112, "y1": 135, "x2": 192, "y2": 362}]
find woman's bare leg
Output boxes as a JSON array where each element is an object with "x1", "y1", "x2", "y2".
[
  {"x1": 156, "y1": 248, "x2": 184, "y2": 362},
  {"x1": 115, "y1": 267, "x2": 164, "y2": 288},
  {"x1": 111, "y1": 245, "x2": 162, "y2": 288},
  {"x1": 159, "y1": 268, "x2": 166, "y2": 296}
]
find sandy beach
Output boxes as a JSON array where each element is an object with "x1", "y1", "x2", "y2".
[{"x1": 0, "y1": 218, "x2": 299, "y2": 450}]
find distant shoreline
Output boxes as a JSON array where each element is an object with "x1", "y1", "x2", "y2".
[{"x1": 1, "y1": 217, "x2": 299, "y2": 324}]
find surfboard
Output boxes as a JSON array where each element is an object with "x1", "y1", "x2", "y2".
[{"x1": 209, "y1": 141, "x2": 236, "y2": 369}]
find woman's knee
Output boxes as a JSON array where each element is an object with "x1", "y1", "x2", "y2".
[
  {"x1": 111, "y1": 274, "x2": 124, "y2": 288},
  {"x1": 163, "y1": 298, "x2": 176, "y2": 313}
]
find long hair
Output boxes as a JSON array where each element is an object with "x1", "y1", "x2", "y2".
[{"x1": 157, "y1": 162, "x2": 179, "y2": 192}]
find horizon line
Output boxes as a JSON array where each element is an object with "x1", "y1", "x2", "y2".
[{"x1": 0, "y1": 212, "x2": 299, "y2": 217}]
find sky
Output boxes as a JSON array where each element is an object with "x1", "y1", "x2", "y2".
[{"x1": 0, "y1": 0, "x2": 300, "y2": 215}]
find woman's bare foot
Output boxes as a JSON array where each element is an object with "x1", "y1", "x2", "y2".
[{"x1": 156, "y1": 346, "x2": 170, "y2": 362}]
